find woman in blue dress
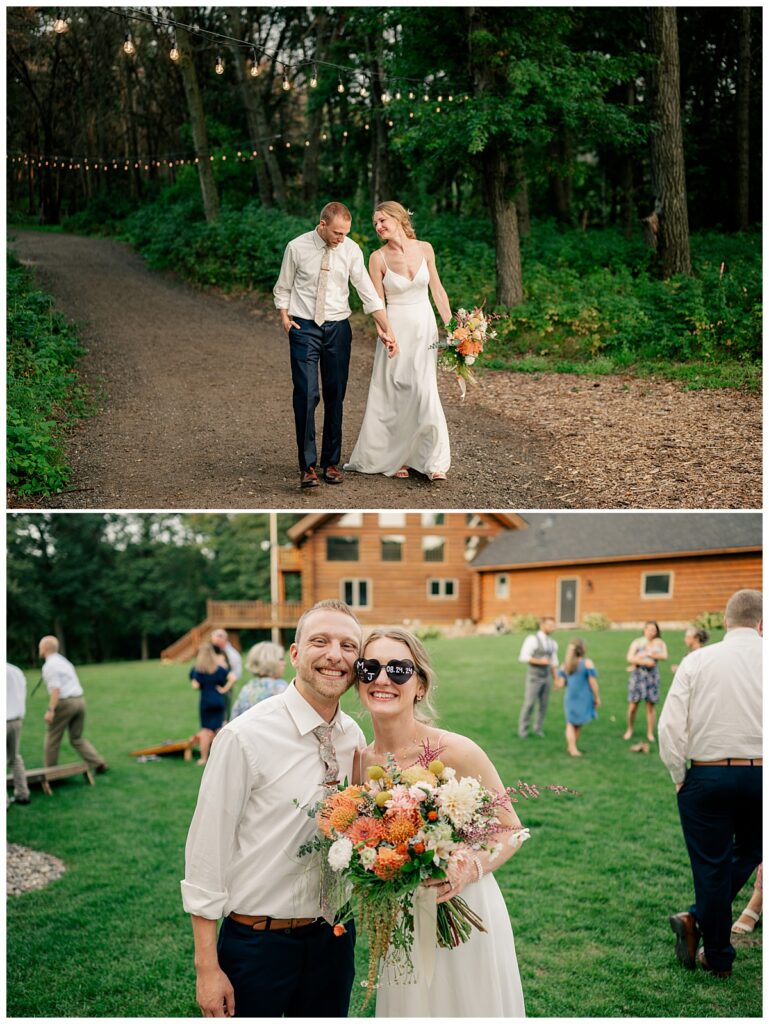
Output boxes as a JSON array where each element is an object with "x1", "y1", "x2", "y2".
[
  {"x1": 555, "y1": 638, "x2": 600, "y2": 757},
  {"x1": 189, "y1": 642, "x2": 230, "y2": 765}
]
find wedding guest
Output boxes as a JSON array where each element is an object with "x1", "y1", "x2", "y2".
[
  {"x1": 671, "y1": 626, "x2": 709, "y2": 673},
  {"x1": 181, "y1": 600, "x2": 366, "y2": 1017},
  {"x1": 660, "y1": 589, "x2": 762, "y2": 978},
  {"x1": 190, "y1": 642, "x2": 229, "y2": 766},
  {"x1": 6, "y1": 663, "x2": 30, "y2": 806},
  {"x1": 555, "y1": 638, "x2": 600, "y2": 757},
  {"x1": 273, "y1": 202, "x2": 398, "y2": 489},
  {"x1": 623, "y1": 621, "x2": 667, "y2": 743},
  {"x1": 231, "y1": 642, "x2": 288, "y2": 719},
  {"x1": 38, "y1": 636, "x2": 108, "y2": 774},
  {"x1": 517, "y1": 617, "x2": 558, "y2": 739},
  {"x1": 732, "y1": 864, "x2": 762, "y2": 935},
  {"x1": 211, "y1": 629, "x2": 241, "y2": 723}
]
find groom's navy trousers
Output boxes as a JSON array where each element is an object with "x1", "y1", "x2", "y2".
[
  {"x1": 677, "y1": 763, "x2": 762, "y2": 972},
  {"x1": 288, "y1": 316, "x2": 352, "y2": 471},
  {"x1": 217, "y1": 916, "x2": 356, "y2": 1017}
]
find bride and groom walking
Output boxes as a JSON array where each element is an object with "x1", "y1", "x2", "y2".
[{"x1": 273, "y1": 201, "x2": 452, "y2": 489}]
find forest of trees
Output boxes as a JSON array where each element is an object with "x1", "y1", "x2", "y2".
[
  {"x1": 7, "y1": 6, "x2": 762, "y2": 304},
  {"x1": 6, "y1": 513, "x2": 302, "y2": 666}
]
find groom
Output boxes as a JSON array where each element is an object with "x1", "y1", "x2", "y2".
[{"x1": 273, "y1": 201, "x2": 398, "y2": 489}]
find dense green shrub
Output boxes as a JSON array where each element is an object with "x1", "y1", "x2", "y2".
[
  {"x1": 582, "y1": 612, "x2": 612, "y2": 631},
  {"x1": 6, "y1": 251, "x2": 89, "y2": 494}
]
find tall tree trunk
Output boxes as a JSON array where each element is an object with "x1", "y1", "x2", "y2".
[
  {"x1": 648, "y1": 7, "x2": 691, "y2": 277},
  {"x1": 140, "y1": 631, "x2": 149, "y2": 661},
  {"x1": 736, "y1": 8, "x2": 751, "y2": 231},
  {"x1": 173, "y1": 11, "x2": 220, "y2": 224},
  {"x1": 513, "y1": 149, "x2": 530, "y2": 238},
  {"x1": 484, "y1": 145, "x2": 523, "y2": 307},
  {"x1": 228, "y1": 43, "x2": 272, "y2": 206}
]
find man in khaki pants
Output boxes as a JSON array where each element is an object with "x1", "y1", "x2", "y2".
[{"x1": 39, "y1": 636, "x2": 108, "y2": 773}]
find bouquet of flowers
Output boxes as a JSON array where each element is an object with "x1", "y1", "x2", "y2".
[
  {"x1": 298, "y1": 743, "x2": 530, "y2": 999},
  {"x1": 433, "y1": 304, "x2": 502, "y2": 399}
]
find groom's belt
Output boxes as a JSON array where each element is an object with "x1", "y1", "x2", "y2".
[
  {"x1": 229, "y1": 912, "x2": 320, "y2": 931},
  {"x1": 691, "y1": 757, "x2": 762, "y2": 767}
]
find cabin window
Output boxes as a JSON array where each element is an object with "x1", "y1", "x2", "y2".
[
  {"x1": 342, "y1": 579, "x2": 370, "y2": 608},
  {"x1": 421, "y1": 513, "x2": 445, "y2": 527},
  {"x1": 642, "y1": 572, "x2": 673, "y2": 598},
  {"x1": 326, "y1": 536, "x2": 359, "y2": 561},
  {"x1": 427, "y1": 578, "x2": 458, "y2": 599},
  {"x1": 338, "y1": 512, "x2": 363, "y2": 527},
  {"x1": 378, "y1": 512, "x2": 406, "y2": 528},
  {"x1": 495, "y1": 574, "x2": 509, "y2": 599},
  {"x1": 466, "y1": 514, "x2": 484, "y2": 527},
  {"x1": 381, "y1": 535, "x2": 405, "y2": 561},
  {"x1": 422, "y1": 536, "x2": 445, "y2": 562},
  {"x1": 464, "y1": 534, "x2": 489, "y2": 562}
]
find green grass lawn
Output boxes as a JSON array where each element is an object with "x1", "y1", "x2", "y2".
[{"x1": 7, "y1": 630, "x2": 761, "y2": 1017}]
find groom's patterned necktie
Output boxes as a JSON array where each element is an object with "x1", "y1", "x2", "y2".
[
  {"x1": 313, "y1": 245, "x2": 331, "y2": 326},
  {"x1": 313, "y1": 723, "x2": 339, "y2": 788}
]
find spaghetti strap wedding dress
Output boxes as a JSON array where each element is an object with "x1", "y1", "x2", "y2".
[
  {"x1": 344, "y1": 257, "x2": 451, "y2": 477},
  {"x1": 375, "y1": 873, "x2": 526, "y2": 1017}
]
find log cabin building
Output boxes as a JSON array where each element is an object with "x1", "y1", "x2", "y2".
[{"x1": 161, "y1": 512, "x2": 761, "y2": 660}]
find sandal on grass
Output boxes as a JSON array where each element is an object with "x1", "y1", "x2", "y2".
[{"x1": 731, "y1": 908, "x2": 761, "y2": 934}]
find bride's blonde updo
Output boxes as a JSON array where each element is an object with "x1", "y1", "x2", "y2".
[{"x1": 374, "y1": 201, "x2": 417, "y2": 239}]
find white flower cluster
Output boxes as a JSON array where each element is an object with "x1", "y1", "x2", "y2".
[
  {"x1": 435, "y1": 775, "x2": 483, "y2": 830},
  {"x1": 328, "y1": 836, "x2": 353, "y2": 872}
]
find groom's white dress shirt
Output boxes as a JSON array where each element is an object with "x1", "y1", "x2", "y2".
[
  {"x1": 181, "y1": 681, "x2": 366, "y2": 920},
  {"x1": 273, "y1": 229, "x2": 384, "y2": 321},
  {"x1": 658, "y1": 627, "x2": 762, "y2": 784}
]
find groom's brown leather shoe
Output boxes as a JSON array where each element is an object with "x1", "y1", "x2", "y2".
[
  {"x1": 669, "y1": 911, "x2": 699, "y2": 970},
  {"x1": 323, "y1": 465, "x2": 344, "y2": 484},
  {"x1": 300, "y1": 466, "x2": 319, "y2": 489}
]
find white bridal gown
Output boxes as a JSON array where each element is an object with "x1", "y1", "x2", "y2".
[
  {"x1": 376, "y1": 873, "x2": 526, "y2": 1018},
  {"x1": 344, "y1": 259, "x2": 451, "y2": 477}
]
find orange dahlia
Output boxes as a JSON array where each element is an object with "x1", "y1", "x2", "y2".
[
  {"x1": 386, "y1": 814, "x2": 419, "y2": 845},
  {"x1": 347, "y1": 816, "x2": 387, "y2": 847},
  {"x1": 372, "y1": 847, "x2": 408, "y2": 880},
  {"x1": 318, "y1": 798, "x2": 359, "y2": 837}
]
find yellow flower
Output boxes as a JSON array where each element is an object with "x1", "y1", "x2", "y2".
[{"x1": 400, "y1": 766, "x2": 438, "y2": 787}]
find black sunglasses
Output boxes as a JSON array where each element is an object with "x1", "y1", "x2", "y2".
[{"x1": 354, "y1": 658, "x2": 416, "y2": 685}]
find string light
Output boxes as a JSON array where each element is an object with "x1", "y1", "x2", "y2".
[
  {"x1": 310, "y1": 66, "x2": 318, "y2": 88},
  {"x1": 395, "y1": 89, "x2": 401, "y2": 101},
  {"x1": 408, "y1": 91, "x2": 415, "y2": 100},
  {"x1": 123, "y1": 33, "x2": 135, "y2": 55},
  {"x1": 282, "y1": 71, "x2": 291, "y2": 91},
  {"x1": 250, "y1": 49, "x2": 260, "y2": 77},
  {"x1": 169, "y1": 38, "x2": 180, "y2": 62},
  {"x1": 215, "y1": 55, "x2": 224, "y2": 75},
  {"x1": 53, "y1": 11, "x2": 69, "y2": 34},
  {"x1": 337, "y1": 78, "x2": 345, "y2": 94},
  {"x1": 382, "y1": 89, "x2": 391, "y2": 104},
  {"x1": 360, "y1": 85, "x2": 368, "y2": 98}
]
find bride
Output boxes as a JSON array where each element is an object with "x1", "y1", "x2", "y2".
[
  {"x1": 344, "y1": 202, "x2": 451, "y2": 481},
  {"x1": 353, "y1": 627, "x2": 528, "y2": 1017}
]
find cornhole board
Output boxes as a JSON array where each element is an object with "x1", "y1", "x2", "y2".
[
  {"x1": 129, "y1": 737, "x2": 199, "y2": 761},
  {"x1": 6, "y1": 761, "x2": 94, "y2": 796}
]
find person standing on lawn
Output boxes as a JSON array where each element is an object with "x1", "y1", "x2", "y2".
[
  {"x1": 517, "y1": 617, "x2": 558, "y2": 739},
  {"x1": 210, "y1": 629, "x2": 242, "y2": 723},
  {"x1": 38, "y1": 636, "x2": 108, "y2": 774},
  {"x1": 659, "y1": 589, "x2": 762, "y2": 978},
  {"x1": 181, "y1": 600, "x2": 366, "y2": 1018},
  {"x1": 7, "y1": 663, "x2": 30, "y2": 806}
]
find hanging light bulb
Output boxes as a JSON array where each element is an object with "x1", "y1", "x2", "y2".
[
  {"x1": 395, "y1": 89, "x2": 401, "y2": 101},
  {"x1": 310, "y1": 66, "x2": 318, "y2": 88},
  {"x1": 282, "y1": 71, "x2": 291, "y2": 91},
  {"x1": 250, "y1": 49, "x2": 260, "y2": 77},
  {"x1": 53, "y1": 11, "x2": 69, "y2": 33},
  {"x1": 448, "y1": 94, "x2": 454, "y2": 102},
  {"x1": 423, "y1": 92, "x2": 429, "y2": 102},
  {"x1": 123, "y1": 33, "x2": 135, "y2": 56},
  {"x1": 408, "y1": 90, "x2": 415, "y2": 100},
  {"x1": 382, "y1": 89, "x2": 391, "y2": 104},
  {"x1": 169, "y1": 38, "x2": 180, "y2": 62},
  {"x1": 215, "y1": 55, "x2": 224, "y2": 75},
  {"x1": 360, "y1": 85, "x2": 368, "y2": 98},
  {"x1": 337, "y1": 78, "x2": 345, "y2": 94}
]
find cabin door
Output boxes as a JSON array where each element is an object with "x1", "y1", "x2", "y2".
[{"x1": 557, "y1": 577, "x2": 579, "y2": 626}]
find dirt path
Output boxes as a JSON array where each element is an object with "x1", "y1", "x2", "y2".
[{"x1": 8, "y1": 231, "x2": 761, "y2": 510}]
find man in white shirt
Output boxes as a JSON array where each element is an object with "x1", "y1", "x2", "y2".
[
  {"x1": 181, "y1": 599, "x2": 367, "y2": 1017},
  {"x1": 273, "y1": 201, "x2": 398, "y2": 489},
  {"x1": 39, "y1": 636, "x2": 107, "y2": 773},
  {"x1": 659, "y1": 589, "x2": 762, "y2": 979},
  {"x1": 517, "y1": 617, "x2": 559, "y2": 738},
  {"x1": 7, "y1": 663, "x2": 30, "y2": 805}
]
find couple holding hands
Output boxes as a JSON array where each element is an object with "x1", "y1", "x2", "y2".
[{"x1": 273, "y1": 201, "x2": 452, "y2": 488}]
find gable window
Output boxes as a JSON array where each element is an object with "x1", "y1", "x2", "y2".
[
  {"x1": 427, "y1": 578, "x2": 457, "y2": 599},
  {"x1": 642, "y1": 572, "x2": 673, "y2": 598},
  {"x1": 464, "y1": 534, "x2": 489, "y2": 562},
  {"x1": 495, "y1": 574, "x2": 509, "y2": 599},
  {"x1": 342, "y1": 579, "x2": 370, "y2": 608},
  {"x1": 326, "y1": 536, "x2": 359, "y2": 561},
  {"x1": 338, "y1": 512, "x2": 363, "y2": 527},
  {"x1": 421, "y1": 512, "x2": 445, "y2": 527},
  {"x1": 381, "y1": 535, "x2": 405, "y2": 561},
  {"x1": 422, "y1": 536, "x2": 445, "y2": 562},
  {"x1": 378, "y1": 512, "x2": 406, "y2": 528}
]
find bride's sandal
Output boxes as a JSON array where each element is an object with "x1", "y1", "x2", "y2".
[
  {"x1": 429, "y1": 471, "x2": 447, "y2": 481},
  {"x1": 394, "y1": 467, "x2": 410, "y2": 479},
  {"x1": 731, "y1": 908, "x2": 761, "y2": 934}
]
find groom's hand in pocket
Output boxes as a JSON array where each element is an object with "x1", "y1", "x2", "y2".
[
  {"x1": 280, "y1": 312, "x2": 301, "y2": 334},
  {"x1": 196, "y1": 965, "x2": 235, "y2": 1017}
]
